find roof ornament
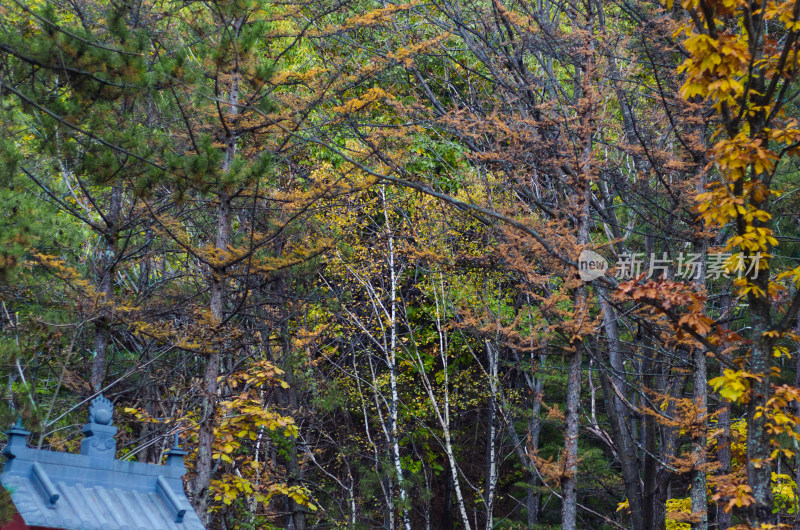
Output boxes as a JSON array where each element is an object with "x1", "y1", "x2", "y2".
[
  {"x1": 89, "y1": 395, "x2": 114, "y2": 425},
  {"x1": 2, "y1": 419, "x2": 30, "y2": 458},
  {"x1": 80, "y1": 395, "x2": 117, "y2": 460},
  {"x1": 164, "y1": 429, "x2": 188, "y2": 469}
]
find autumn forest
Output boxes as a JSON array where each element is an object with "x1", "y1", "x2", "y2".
[{"x1": 2, "y1": 0, "x2": 800, "y2": 528}]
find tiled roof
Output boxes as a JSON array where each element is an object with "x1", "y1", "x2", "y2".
[
  {"x1": 1, "y1": 397, "x2": 205, "y2": 530},
  {"x1": 2, "y1": 475, "x2": 197, "y2": 530}
]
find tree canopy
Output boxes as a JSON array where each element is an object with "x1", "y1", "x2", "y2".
[{"x1": 3, "y1": 0, "x2": 800, "y2": 528}]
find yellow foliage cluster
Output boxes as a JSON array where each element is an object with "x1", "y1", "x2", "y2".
[
  {"x1": 124, "y1": 357, "x2": 310, "y2": 515},
  {"x1": 330, "y1": 87, "x2": 392, "y2": 115},
  {"x1": 31, "y1": 252, "x2": 100, "y2": 302},
  {"x1": 672, "y1": 0, "x2": 800, "y2": 295},
  {"x1": 210, "y1": 476, "x2": 316, "y2": 512},
  {"x1": 709, "y1": 369, "x2": 759, "y2": 403},
  {"x1": 387, "y1": 35, "x2": 450, "y2": 67},
  {"x1": 677, "y1": 31, "x2": 748, "y2": 108},
  {"x1": 665, "y1": 497, "x2": 692, "y2": 530},
  {"x1": 341, "y1": 1, "x2": 419, "y2": 29},
  {"x1": 206, "y1": 360, "x2": 311, "y2": 513},
  {"x1": 617, "y1": 496, "x2": 692, "y2": 528},
  {"x1": 759, "y1": 385, "x2": 800, "y2": 443}
]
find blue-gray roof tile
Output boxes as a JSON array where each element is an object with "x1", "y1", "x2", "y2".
[{"x1": 1, "y1": 397, "x2": 205, "y2": 530}]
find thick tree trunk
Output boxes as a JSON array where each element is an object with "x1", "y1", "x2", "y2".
[
  {"x1": 741, "y1": 43, "x2": 775, "y2": 527},
  {"x1": 562, "y1": 141, "x2": 591, "y2": 530},
  {"x1": 282, "y1": 324, "x2": 307, "y2": 530},
  {"x1": 747, "y1": 280, "x2": 775, "y2": 525},
  {"x1": 561, "y1": 39, "x2": 595, "y2": 525},
  {"x1": 561, "y1": 345, "x2": 581, "y2": 529},
  {"x1": 715, "y1": 294, "x2": 733, "y2": 529},
  {"x1": 642, "y1": 354, "x2": 658, "y2": 530},
  {"x1": 194, "y1": 189, "x2": 231, "y2": 517},
  {"x1": 599, "y1": 297, "x2": 647, "y2": 530}
]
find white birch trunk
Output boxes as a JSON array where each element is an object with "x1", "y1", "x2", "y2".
[
  {"x1": 484, "y1": 340, "x2": 499, "y2": 530},
  {"x1": 381, "y1": 186, "x2": 412, "y2": 530}
]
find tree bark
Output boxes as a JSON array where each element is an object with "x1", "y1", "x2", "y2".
[
  {"x1": 562, "y1": 123, "x2": 592, "y2": 530},
  {"x1": 561, "y1": 344, "x2": 581, "y2": 529},
  {"x1": 484, "y1": 341, "x2": 499, "y2": 530},
  {"x1": 691, "y1": 344, "x2": 708, "y2": 530},
  {"x1": 382, "y1": 187, "x2": 412, "y2": 530},
  {"x1": 193, "y1": 23, "x2": 241, "y2": 514},
  {"x1": 599, "y1": 297, "x2": 647, "y2": 530},
  {"x1": 194, "y1": 189, "x2": 231, "y2": 517},
  {"x1": 716, "y1": 291, "x2": 733, "y2": 529},
  {"x1": 561, "y1": 32, "x2": 594, "y2": 525},
  {"x1": 691, "y1": 242, "x2": 709, "y2": 530},
  {"x1": 91, "y1": 184, "x2": 122, "y2": 391},
  {"x1": 746, "y1": 278, "x2": 775, "y2": 525}
]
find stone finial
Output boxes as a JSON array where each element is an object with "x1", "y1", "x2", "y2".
[
  {"x1": 164, "y1": 432, "x2": 187, "y2": 469},
  {"x1": 3, "y1": 418, "x2": 30, "y2": 458},
  {"x1": 81, "y1": 395, "x2": 117, "y2": 460},
  {"x1": 89, "y1": 395, "x2": 114, "y2": 425}
]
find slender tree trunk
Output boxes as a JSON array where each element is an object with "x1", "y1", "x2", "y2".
[
  {"x1": 562, "y1": 36, "x2": 595, "y2": 526},
  {"x1": 91, "y1": 184, "x2": 122, "y2": 391},
  {"x1": 502, "y1": 331, "x2": 544, "y2": 526},
  {"x1": 337, "y1": 249, "x2": 412, "y2": 529},
  {"x1": 193, "y1": 31, "x2": 240, "y2": 515},
  {"x1": 194, "y1": 189, "x2": 231, "y2": 517},
  {"x1": 352, "y1": 350, "x2": 395, "y2": 529},
  {"x1": 562, "y1": 148, "x2": 590, "y2": 530},
  {"x1": 484, "y1": 341, "x2": 499, "y2": 530},
  {"x1": 691, "y1": 344, "x2": 708, "y2": 530},
  {"x1": 438, "y1": 367, "x2": 471, "y2": 530},
  {"x1": 561, "y1": 198, "x2": 584, "y2": 525},
  {"x1": 717, "y1": 393, "x2": 732, "y2": 529},
  {"x1": 502, "y1": 367, "x2": 543, "y2": 527},
  {"x1": 425, "y1": 275, "x2": 472, "y2": 530},
  {"x1": 692, "y1": 241, "x2": 709, "y2": 530},
  {"x1": 527, "y1": 368, "x2": 544, "y2": 526},
  {"x1": 642, "y1": 353, "x2": 658, "y2": 530},
  {"x1": 382, "y1": 187, "x2": 412, "y2": 530}
]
